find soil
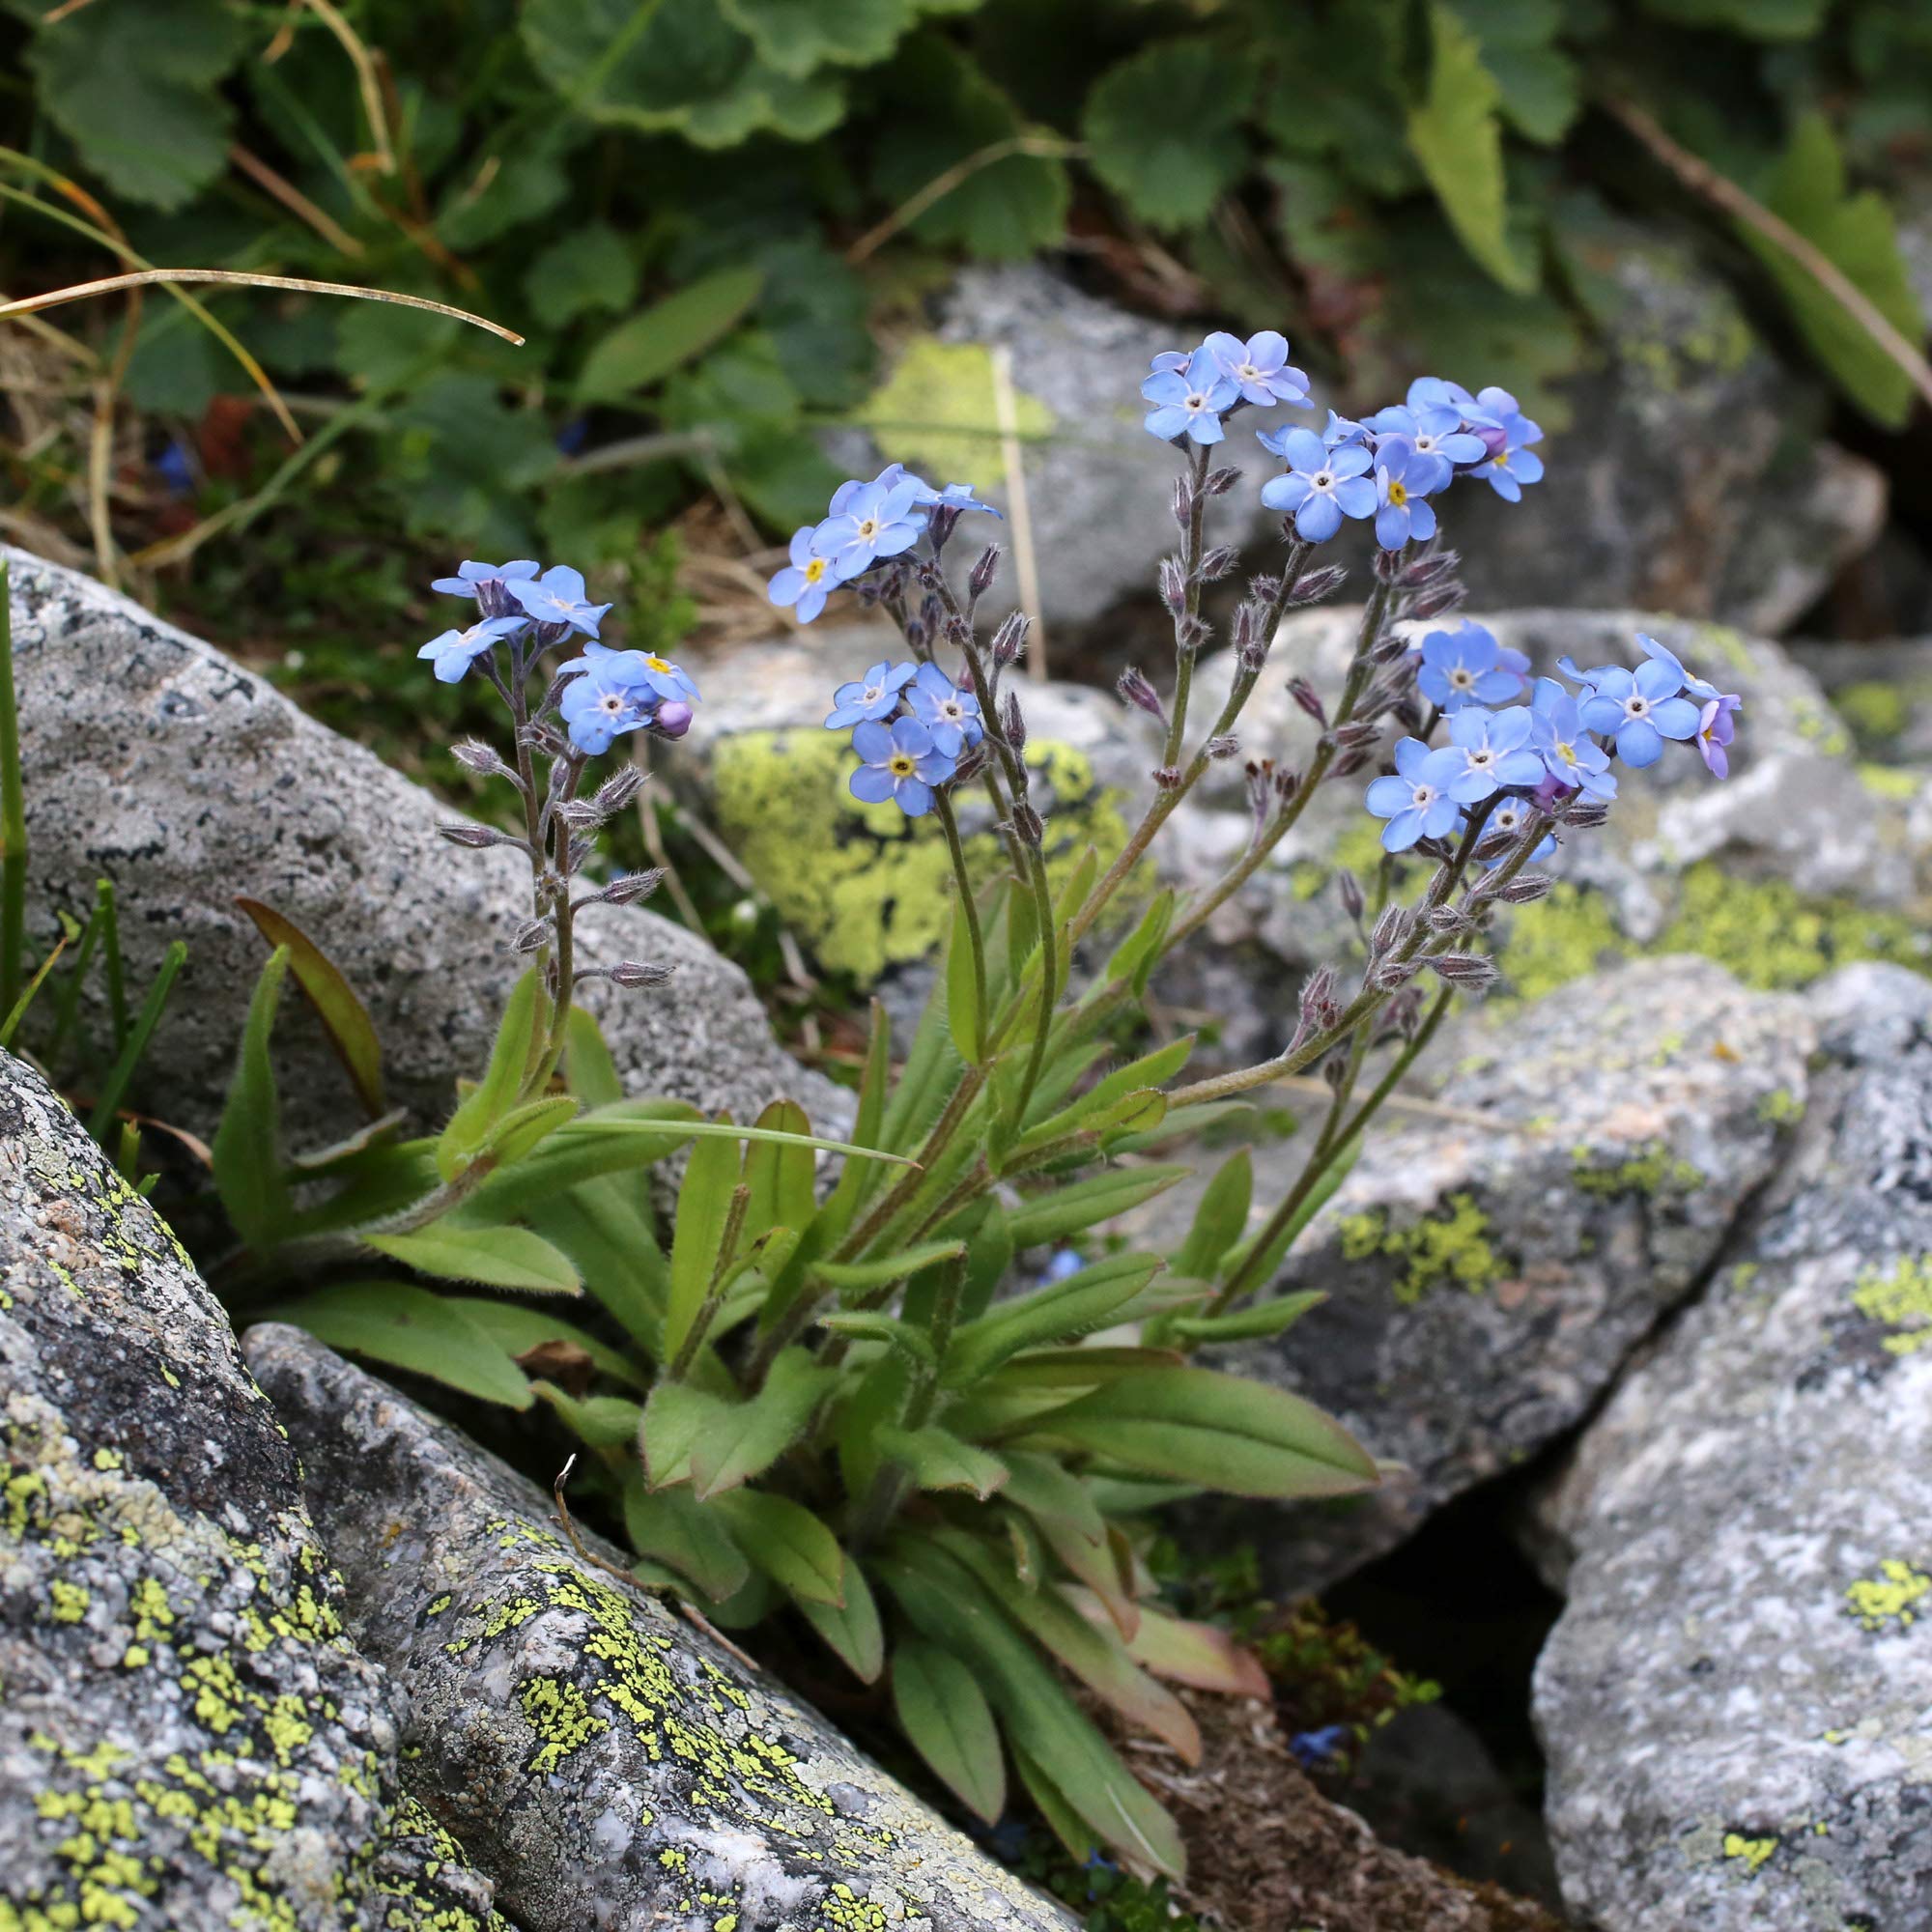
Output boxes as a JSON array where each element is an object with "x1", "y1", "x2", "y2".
[{"x1": 1143, "y1": 1691, "x2": 1572, "y2": 1932}]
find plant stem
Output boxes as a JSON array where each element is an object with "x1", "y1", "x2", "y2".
[
  {"x1": 933, "y1": 788, "x2": 986, "y2": 1061},
  {"x1": 0, "y1": 559, "x2": 24, "y2": 1021},
  {"x1": 1161, "y1": 442, "x2": 1211, "y2": 770}
]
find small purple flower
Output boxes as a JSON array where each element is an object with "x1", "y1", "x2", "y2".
[
  {"x1": 1289, "y1": 1725, "x2": 1350, "y2": 1772},
  {"x1": 1580, "y1": 660, "x2": 1701, "y2": 769},
  {"x1": 907, "y1": 662, "x2": 984, "y2": 757},
  {"x1": 1257, "y1": 426, "x2": 1376, "y2": 542},
  {"x1": 1205, "y1": 329, "x2": 1311, "y2": 408},
  {"x1": 1364, "y1": 404, "x2": 1487, "y2": 492},
  {"x1": 559, "y1": 656, "x2": 653, "y2": 754},
  {"x1": 812, "y1": 474, "x2": 923, "y2": 577},
  {"x1": 417, "y1": 613, "x2": 524, "y2": 685},
  {"x1": 1444, "y1": 704, "x2": 1544, "y2": 803},
  {"x1": 1475, "y1": 412, "x2": 1545, "y2": 501},
  {"x1": 769, "y1": 525, "x2": 844, "y2": 624},
  {"x1": 1372, "y1": 440, "x2": 1439, "y2": 552},
  {"x1": 826, "y1": 661, "x2": 917, "y2": 730},
  {"x1": 1366, "y1": 737, "x2": 1465, "y2": 851},
  {"x1": 1472, "y1": 384, "x2": 1542, "y2": 456},
  {"x1": 1416, "y1": 622, "x2": 1523, "y2": 711},
  {"x1": 1141, "y1": 348, "x2": 1239, "y2": 445},
  {"x1": 848, "y1": 716, "x2": 955, "y2": 817},
  {"x1": 1696, "y1": 693, "x2": 1743, "y2": 779},
  {"x1": 432, "y1": 558, "x2": 541, "y2": 621},
  {"x1": 1530, "y1": 677, "x2": 1617, "y2": 800},
  {"x1": 653, "y1": 699, "x2": 693, "y2": 741},
  {"x1": 508, "y1": 565, "x2": 612, "y2": 639}
]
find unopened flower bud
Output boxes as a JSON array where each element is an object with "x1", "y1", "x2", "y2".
[
  {"x1": 926, "y1": 503, "x2": 962, "y2": 551},
  {"x1": 1013, "y1": 801, "x2": 1044, "y2": 847},
  {"x1": 1393, "y1": 697, "x2": 1424, "y2": 734},
  {"x1": 1299, "y1": 965, "x2": 1339, "y2": 1029},
  {"x1": 1198, "y1": 545, "x2": 1238, "y2": 582},
  {"x1": 952, "y1": 744, "x2": 989, "y2": 784},
  {"x1": 970, "y1": 546, "x2": 1001, "y2": 597},
  {"x1": 597, "y1": 959, "x2": 676, "y2": 989},
  {"x1": 534, "y1": 618, "x2": 576, "y2": 651},
  {"x1": 1157, "y1": 555, "x2": 1187, "y2": 615},
  {"x1": 453, "y1": 738, "x2": 508, "y2": 776},
  {"x1": 1290, "y1": 563, "x2": 1348, "y2": 605},
  {"x1": 1324, "y1": 1055, "x2": 1349, "y2": 1094},
  {"x1": 1330, "y1": 748, "x2": 1372, "y2": 779},
  {"x1": 1471, "y1": 834, "x2": 1515, "y2": 866},
  {"x1": 1338, "y1": 869, "x2": 1365, "y2": 922},
  {"x1": 1232, "y1": 601, "x2": 1267, "y2": 657},
  {"x1": 1399, "y1": 549, "x2": 1462, "y2": 588},
  {"x1": 903, "y1": 616, "x2": 928, "y2": 652},
  {"x1": 1373, "y1": 545, "x2": 1407, "y2": 582},
  {"x1": 1289, "y1": 677, "x2": 1326, "y2": 724},
  {"x1": 1329, "y1": 720, "x2": 1381, "y2": 750},
  {"x1": 1118, "y1": 667, "x2": 1167, "y2": 723},
  {"x1": 1176, "y1": 614, "x2": 1210, "y2": 653},
  {"x1": 1429, "y1": 952, "x2": 1500, "y2": 990},
  {"x1": 439, "y1": 821, "x2": 514, "y2": 849},
  {"x1": 599, "y1": 869, "x2": 665, "y2": 906},
  {"x1": 1562, "y1": 798, "x2": 1611, "y2": 829},
  {"x1": 1425, "y1": 903, "x2": 1471, "y2": 934},
  {"x1": 1371, "y1": 957, "x2": 1419, "y2": 990},
  {"x1": 992, "y1": 611, "x2": 1030, "y2": 666},
  {"x1": 521, "y1": 720, "x2": 568, "y2": 756},
  {"x1": 508, "y1": 917, "x2": 549, "y2": 954},
  {"x1": 1370, "y1": 630, "x2": 1412, "y2": 666},
  {"x1": 1370, "y1": 904, "x2": 1409, "y2": 957},
  {"x1": 1239, "y1": 642, "x2": 1269, "y2": 676},
  {"x1": 1497, "y1": 873, "x2": 1553, "y2": 904},
  {"x1": 557, "y1": 798, "x2": 607, "y2": 830},
  {"x1": 1247, "y1": 573, "x2": 1283, "y2": 606},
  {"x1": 1206, "y1": 735, "x2": 1240, "y2": 760},
  {"x1": 594, "y1": 766, "x2": 646, "y2": 812},
  {"x1": 1171, "y1": 476, "x2": 1194, "y2": 529},
  {"x1": 1001, "y1": 692, "x2": 1026, "y2": 751},
  {"x1": 1386, "y1": 987, "x2": 1425, "y2": 1039},
  {"x1": 1204, "y1": 466, "x2": 1241, "y2": 496},
  {"x1": 1272, "y1": 766, "x2": 1300, "y2": 801},
  {"x1": 1154, "y1": 765, "x2": 1184, "y2": 793},
  {"x1": 651, "y1": 700, "x2": 694, "y2": 740},
  {"x1": 1409, "y1": 582, "x2": 1466, "y2": 621}
]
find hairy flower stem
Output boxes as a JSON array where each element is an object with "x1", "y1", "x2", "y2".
[
  {"x1": 1206, "y1": 982, "x2": 1455, "y2": 1317},
  {"x1": 1164, "y1": 563, "x2": 1404, "y2": 955},
  {"x1": 1161, "y1": 442, "x2": 1212, "y2": 770},
  {"x1": 1071, "y1": 540, "x2": 1314, "y2": 948},
  {"x1": 933, "y1": 789, "x2": 987, "y2": 1061},
  {"x1": 526, "y1": 753, "x2": 588, "y2": 1096}
]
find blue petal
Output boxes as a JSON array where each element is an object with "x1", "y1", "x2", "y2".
[
  {"x1": 1615, "y1": 720, "x2": 1664, "y2": 767},
  {"x1": 1296, "y1": 494, "x2": 1344, "y2": 542},
  {"x1": 850, "y1": 765, "x2": 897, "y2": 804}
]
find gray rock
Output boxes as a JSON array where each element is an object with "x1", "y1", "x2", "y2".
[
  {"x1": 242, "y1": 1322, "x2": 1074, "y2": 1932},
  {"x1": 3, "y1": 545, "x2": 842, "y2": 1151},
  {"x1": 0, "y1": 1048, "x2": 511, "y2": 1929},
  {"x1": 1451, "y1": 224, "x2": 1886, "y2": 636},
  {"x1": 1128, "y1": 957, "x2": 1813, "y2": 1594},
  {"x1": 1790, "y1": 635, "x2": 1932, "y2": 762},
  {"x1": 1529, "y1": 962, "x2": 1932, "y2": 1932}
]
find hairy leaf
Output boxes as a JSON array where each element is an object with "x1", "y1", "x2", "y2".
[
  {"x1": 891, "y1": 1638, "x2": 1007, "y2": 1821},
  {"x1": 267, "y1": 1282, "x2": 531, "y2": 1409}
]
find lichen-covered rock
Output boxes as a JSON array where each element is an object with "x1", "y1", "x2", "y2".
[
  {"x1": 1451, "y1": 222, "x2": 1886, "y2": 636},
  {"x1": 0, "y1": 1048, "x2": 511, "y2": 1929},
  {"x1": 242, "y1": 1322, "x2": 1074, "y2": 1932},
  {"x1": 3, "y1": 546, "x2": 842, "y2": 1149},
  {"x1": 1129, "y1": 957, "x2": 1814, "y2": 1594},
  {"x1": 678, "y1": 635, "x2": 1163, "y2": 980},
  {"x1": 1529, "y1": 963, "x2": 1932, "y2": 1931}
]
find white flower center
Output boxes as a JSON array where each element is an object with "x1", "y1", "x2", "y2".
[
  {"x1": 1416, "y1": 434, "x2": 1437, "y2": 453},
  {"x1": 857, "y1": 518, "x2": 880, "y2": 541},
  {"x1": 1450, "y1": 667, "x2": 1474, "y2": 689},
  {"x1": 1238, "y1": 362, "x2": 1261, "y2": 381},
  {"x1": 600, "y1": 694, "x2": 623, "y2": 715},
  {"x1": 1467, "y1": 748, "x2": 1493, "y2": 768},
  {"x1": 1312, "y1": 471, "x2": 1333, "y2": 491},
  {"x1": 1625, "y1": 695, "x2": 1649, "y2": 718},
  {"x1": 1185, "y1": 392, "x2": 1209, "y2": 412},
  {"x1": 862, "y1": 684, "x2": 882, "y2": 703},
  {"x1": 1410, "y1": 783, "x2": 1436, "y2": 809},
  {"x1": 941, "y1": 700, "x2": 964, "y2": 722}
]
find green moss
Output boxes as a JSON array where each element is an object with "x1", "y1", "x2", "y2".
[
  {"x1": 1337, "y1": 1192, "x2": 1504, "y2": 1304},
  {"x1": 1850, "y1": 1256, "x2": 1932, "y2": 1357},
  {"x1": 1496, "y1": 881, "x2": 1627, "y2": 1003},
  {"x1": 1843, "y1": 1558, "x2": 1930, "y2": 1633},
  {"x1": 708, "y1": 729, "x2": 1146, "y2": 980},
  {"x1": 1571, "y1": 1141, "x2": 1704, "y2": 1199}
]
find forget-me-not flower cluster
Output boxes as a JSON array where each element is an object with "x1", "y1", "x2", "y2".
[
  {"x1": 821, "y1": 655, "x2": 984, "y2": 818},
  {"x1": 420, "y1": 557, "x2": 699, "y2": 756}
]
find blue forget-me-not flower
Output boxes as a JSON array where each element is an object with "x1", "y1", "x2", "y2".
[{"x1": 1258, "y1": 426, "x2": 1376, "y2": 542}]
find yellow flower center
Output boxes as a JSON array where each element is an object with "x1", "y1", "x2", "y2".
[
  {"x1": 888, "y1": 753, "x2": 916, "y2": 778},
  {"x1": 1555, "y1": 740, "x2": 1577, "y2": 765},
  {"x1": 1387, "y1": 479, "x2": 1407, "y2": 507},
  {"x1": 857, "y1": 517, "x2": 880, "y2": 541},
  {"x1": 804, "y1": 557, "x2": 827, "y2": 584},
  {"x1": 1492, "y1": 451, "x2": 1511, "y2": 469},
  {"x1": 644, "y1": 655, "x2": 671, "y2": 673}
]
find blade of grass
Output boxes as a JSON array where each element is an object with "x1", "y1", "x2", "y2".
[
  {"x1": 87, "y1": 941, "x2": 185, "y2": 1142},
  {"x1": 98, "y1": 876, "x2": 128, "y2": 1051},
  {"x1": 0, "y1": 928, "x2": 69, "y2": 1051},
  {"x1": 0, "y1": 557, "x2": 22, "y2": 1021}
]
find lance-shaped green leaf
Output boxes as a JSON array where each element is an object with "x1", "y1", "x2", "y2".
[
  {"x1": 443, "y1": 1296, "x2": 645, "y2": 1388},
  {"x1": 621, "y1": 1477, "x2": 749, "y2": 1604},
  {"x1": 1103, "y1": 888, "x2": 1174, "y2": 994},
  {"x1": 742, "y1": 1097, "x2": 815, "y2": 1240},
  {"x1": 576, "y1": 265, "x2": 765, "y2": 403},
  {"x1": 457, "y1": 1098, "x2": 700, "y2": 1219},
  {"x1": 235, "y1": 896, "x2": 385, "y2": 1119},
  {"x1": 1219, "y1": 1140, "x2": 1359, "y2": 1290},
  {"x1": 664, "y1": 1118, "x2": 745, "y2": 1367},
  {"x1": 816, "y1": 999, "x2": 892, "y2": 1243},
  {"x1": 1169, "y1": 1291, "x2": 1326, "y2": 1344},
  {"x1": 986, "y1": 1346, "x2": 1185, "y2": 1391},
  {"x1": 690, "y1": 1348, "x2": 837, "y2": 1499},
  {"x1": 266, "y1": 1281, "x2": 531, "y2": 1409},
  {"x1": 362, "y1": 1224, "x2": 581, "y2": 1294},
  {"x1": 813, "y1": 1238, "x2": 967, "y2": 1294},
  {"x1": 438, "y1": 971, "x2": 546, "y2": 1181},
  {"x1": 891, "y1": 1639, "x2": 1006, "y2": 1823},
  {"x1": 477, "y1": 1094, "x2": 582, "y2": 1169},
  {"x1": 1005, "y1": 1165, "x2": 1188, "y2": 1249},
  {"x1": 1066, "y1": 1594, "x2": 1269, "y2": 1697},
  {"x1": 1011, "y1": 1746, "x2": 1097, "y2": 1866},
  {"x1": 799, "y1": 1559, "x2": 884, "y2": 1683},
  {"x1": 563, "y1": 1006, "x2": 625, "y2": 1106},
  {"x1": 532, "y1": 1383, "x2": 644, "y2": 1448},
  {"x1": 1171, "y1": 1148, "x2": 1253, "y2": 1284},
  {"x1": 928, "y1": 1528, "x2": 1199, "y2": 1762},
  {"x1": 711, "y1": 1490, "x2": 845, "y2": 1606},
  {"x1": 875, "y1": 1426, "x2": 1009, "y2": 1500},
  {"x1": 945, "y1": 899, "x2": 984, "y2": 1065},
  {"x1": 942, "y1": 1255, "x2": 1163, "y2": 1388},
  {"x1": 877, "y1": 1542, "x2": 1184, "y2": 1876},
  {"x1": 527, "y1": 1186, "x2": 665, "y2": 1357},
  {"x1": 1019, "y1": 1367, "x2": 1378, "y2": 1499},
  {"x1": 212, "y1": 947, "x2": 295, "y2": 1248},
  {"x1": 817, "y1": 1312, "x2": 937, "y2": 1371}
]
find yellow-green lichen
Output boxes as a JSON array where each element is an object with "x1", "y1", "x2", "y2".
[
  {"x1": 708, "y1": 728, "x2": 1146, "y2": 980},
  {"x1": 1844, "y1": 1558, "x2": 1930, "y2": 1633},
  {"x1": 1720, "y1": 1832, "x2": 1779, "y2": 1877},
  {"x1": 1337, "y1": 1192, "x2": 1505, "y2": 1304},
  {"x1": 1835, "y1": 681, "x2": 1910, "y2": 744},
  {"x1": 1755, "y1": 1088, "x2": 1804, "y2": 1125},
  {"x1": 1857, "y1": 762, "x2": 1922, "y2": 804},
  {"x1": 1851, "y1": 1256, "x2": 1932, "y2": 1357},
  {"x1": 1571, "y1": 1141, "x2": 1704, "y2": 1199}
]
